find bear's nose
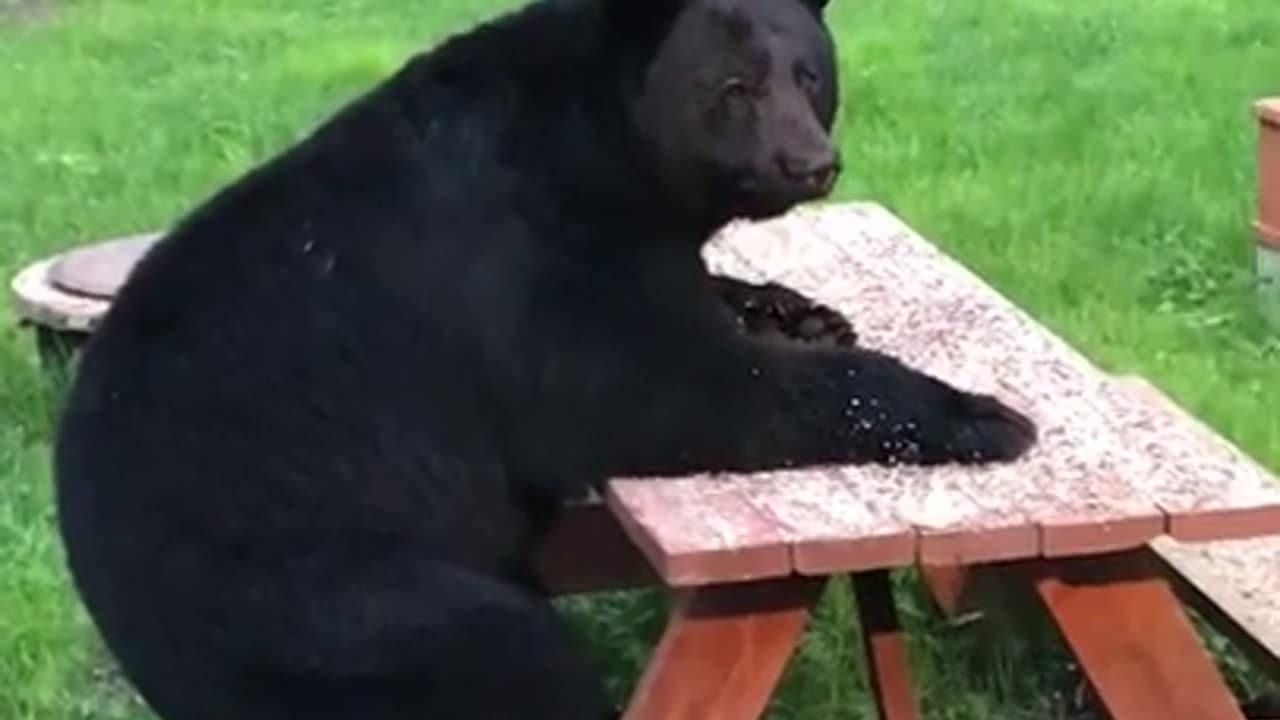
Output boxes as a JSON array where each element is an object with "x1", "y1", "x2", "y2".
[{"x1": 778, "y1": 155, "x2": 840, "y2": 193}]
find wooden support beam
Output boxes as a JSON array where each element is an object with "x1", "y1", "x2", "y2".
[
  {"x1": 852, "y1": 570, "x2": 920, "y2": 720},
  {"x1": 1029, "y1": 550, "x2": 1246, "y2": 720},
  {"x1": 621, "y1": 577, "x2": 824, "y2": 720}
]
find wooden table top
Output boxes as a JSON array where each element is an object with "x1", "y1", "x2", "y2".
[{"x1": 607, "y1": 202, "x2": 1280, "y2": 587}]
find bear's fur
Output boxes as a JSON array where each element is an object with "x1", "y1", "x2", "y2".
[{"x1": 52, "y1": 0, "x2": 1036, "y2": 717}]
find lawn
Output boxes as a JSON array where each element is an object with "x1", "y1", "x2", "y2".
[{"x1": 1, "y1": 0, "x2": 1278, "y2": 718}]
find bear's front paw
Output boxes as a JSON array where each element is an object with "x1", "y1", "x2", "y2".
[
  {"x1": 944, "y1": 392, "x2": 1038, "y2": 463},
  {"x1": 732, "y1": 281, "x2": 858, "y2": 348}
]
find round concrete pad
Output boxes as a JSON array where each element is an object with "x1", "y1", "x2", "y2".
[{"x1": 48, "y1": 232, "x2": 164, "y2": 299}]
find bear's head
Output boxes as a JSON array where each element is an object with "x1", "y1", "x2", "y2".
[{"x1": 630, "y1": 0, "x2": 840, "y2": 222}]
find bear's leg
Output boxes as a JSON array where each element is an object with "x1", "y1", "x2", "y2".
[
  {"x1": 154, "y1": 562, "x2": 612, "y2": 720},
  {"x1": 530, "y1": 325, "x2": 1037, "y2": 480},
  {"x1": 702, "y1": 342, "x2": 1036, "y2": 469},
  {"x1": 695, "y1": 342, "x2": 1035, "y2": 470}
]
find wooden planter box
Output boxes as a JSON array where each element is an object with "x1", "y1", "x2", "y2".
[
  {"x1": 1258, "y1": 99, "x2": 1280, "y2": 246},
  {"x1": 1254, "y1": 98, "x2": 1280, "y2": 329}
]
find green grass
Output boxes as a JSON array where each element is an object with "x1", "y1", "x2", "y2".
[{"x1": 1, "y1": 0, "x2": 1278, "y2": 717}]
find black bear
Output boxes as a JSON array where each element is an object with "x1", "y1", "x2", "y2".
[{"x1": 52, "y1": 0, "x2": 1036, "y2": 717}]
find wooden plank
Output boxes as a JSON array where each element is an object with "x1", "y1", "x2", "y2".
[
  {"x1": 730, "y1": 468, "x2": 916, "y2": 575},
  {"x1": 732, "y1": 463, "x2": 1032, "y2": 571},
  {"x1": 852, "y1": 570, "x2": 919, "y2": 720},
  {"x1": 605, "y1": 477, "x2": 792, "y2": 587},
  {"x1": 1258, "y1": 98, "x2": 1280, "y2": 247},
  {"x1": 892, "y1": 468, "x2": 1039, "y2": 566},
  {"x1": 621, "y1": 576, "x2": 823, "y2": 720},
  {"x1": 1028, "y1": 550, "x2": 1246, "y2": 720},
  {"x1": 1148, "y1": 536, "x2": 1280, "y2": 684},
  {"x1": 1108, "y1": 375, "x2": 1280, "y2": 541}
]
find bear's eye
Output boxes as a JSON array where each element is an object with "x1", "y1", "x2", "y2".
[
  {"x1": 795, "y1": 64, "x2": 819, "y2": 95},
  {"x1": 719, "y1": 77, "x2": 751, "y2": 103}
]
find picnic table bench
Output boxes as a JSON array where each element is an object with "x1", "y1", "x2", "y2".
[{"x1": 12, "y1": 201, "x2": 1280, "y2": 720}]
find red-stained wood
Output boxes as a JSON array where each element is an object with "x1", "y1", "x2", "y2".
[
  {"x1": 1027, "y1": 550, "x2": 1246, "y2": 720},
  {"x1": 534, "y1": 501, "x2": 658, "y2": 595},
  {"x1": 1258, "y1": 99, "x2": 1280, "y2": 248},
  {"x1": 918, "y1": 563, "x2": 972, "y2": 618},
  {"x1": 605, "y1": 477, "x2": 792, "y2": 587},
  {"x1": 732, "y1": 468, "x2": 916, "y2": 575},
  {"x1": 852, "y1": 570, "x2": 919, "y2": 720},
  {"x1": 1109, "y1": 374, "x2": 1280, "y2": 541},
  {"x1": 621, "y1": 576, "x2": 825, "y2": 720},
  {"x1": 1147, "y1": 538, "x2": 1280, "y2": 685}
]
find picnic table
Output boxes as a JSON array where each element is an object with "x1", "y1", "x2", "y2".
[{"x1": 12, "y1": 202, "x2": 1280, "y2": 720}]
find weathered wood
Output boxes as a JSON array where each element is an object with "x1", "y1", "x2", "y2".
[
  {"x1": 1149, "y1": 536, "x2": 1280, "y2": 684},
  {"x1": 604, "y1": 477, "x2": 793, "y2": 586},
  {"x1": 852, "y1": 570, "x2": 919, "y2": 720},
  {"x1": 743, "y1": 469, "x2": 917, "y2": 575},
  {"x1": 1107, "y1": 373, "x2": 1280, "y2": 682},
  {"x1": 1101, "y1": 375, "x2": 1280, "y2": 541},
  {"x1": 921, "y1": 375, "x2": 1280, "y2": 687},
  {"x1": 1258, "y1": 98, "x2": 1280, "y2": 248},
  {"x1": 1029, "y1": 550, "x2": 1246, "y2": 720},
  {"x1": 609, "y1": 202, "x2": 1280, "y2": 587},
  {"x1": 621, "y1": 576, "x2": 823, "y2": 720}
]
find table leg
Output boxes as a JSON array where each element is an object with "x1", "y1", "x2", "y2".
[
  {"x1": 852, "y1": 570, "x2": 919, "y2": 720},
  {"x1": 918, "y1": 562, "x2": 972, "y2": 617},
  {"x1": 1028, "y1": 550, "x2": 1246, "y2": 720},
  {"x1": 621, "y1": 576, "x2": 824, "y2": 720}
]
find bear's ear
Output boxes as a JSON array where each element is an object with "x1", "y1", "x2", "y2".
[{"x1": 799, "y1": 0, "x2": 830, "y2": 13}]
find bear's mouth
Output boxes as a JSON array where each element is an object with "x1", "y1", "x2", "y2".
[{"x1": 735, "y1": 172, "x2": 836, "y2": 215}]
